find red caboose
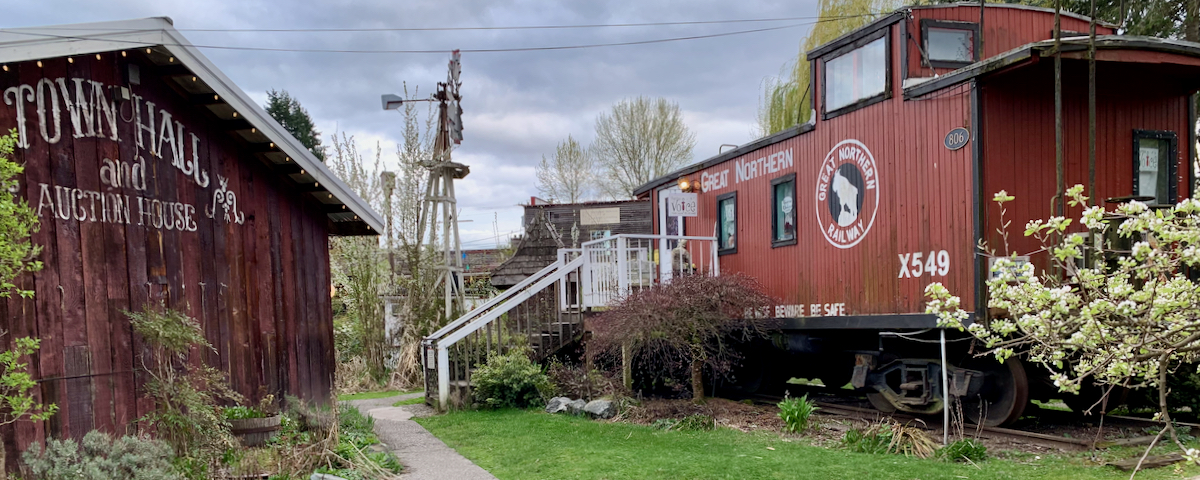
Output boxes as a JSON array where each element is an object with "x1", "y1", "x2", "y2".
[{"x1": 634, "y1": 4, "x2": 1199, "y2": 425}]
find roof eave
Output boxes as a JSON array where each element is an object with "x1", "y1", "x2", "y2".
[
  {"x1": 155, "y1": 27, "x2": 385, "y2": 234},
  {"x1": 0, "y1": 18, "x2": 385, "y2": 235}
]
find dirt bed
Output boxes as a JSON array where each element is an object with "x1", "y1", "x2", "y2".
[{"x1": 620, "y1": 396, "x2": 1171, "y2": 460}]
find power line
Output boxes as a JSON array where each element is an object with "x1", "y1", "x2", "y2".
[
  {"x1": 0, "y1": 16, "x2": 868, "y2": 55},
  {"x1": 24, "y1": 14, "x2": 882, "y2": 33}
]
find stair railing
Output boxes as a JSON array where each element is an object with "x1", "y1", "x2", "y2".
[{"x1": 422, "y1": 234, "x2": 718, "y2": 410}]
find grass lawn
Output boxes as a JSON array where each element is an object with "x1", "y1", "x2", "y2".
[
  {"x1": 416, "y1": 409, "x2": 1198, "y2": 480},
  {"x1": 393, "y1": 396, "x2": 425, "y2": 407},
  {"x1": 337, "y1": 388, "x2": 422, "y2": 401}
]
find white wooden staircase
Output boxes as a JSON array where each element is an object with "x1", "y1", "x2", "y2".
[{"x1": 421, "y1": 234, "x2": 718, "y2": 410}]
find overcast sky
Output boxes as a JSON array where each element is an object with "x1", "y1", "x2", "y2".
[{"x1": 10, "y1": 0, "x2": 821, "y2": 249}]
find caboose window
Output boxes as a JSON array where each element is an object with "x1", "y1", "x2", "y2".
[
  {"x1": 771, "y1": 174, "x2": 797, "y2": 247},
  {"x1": 1132, "y1": 130, "x2": 1178, "y2": 205},
  {"x1": 823, "y1": 30, "x2": 889, "y2": 118},
  {"x1": 921, "y1": 20, "x2": 979, "y2": 68},
  {"x1": 717, "y1": 192, "x2": 737, "y2": 255}
]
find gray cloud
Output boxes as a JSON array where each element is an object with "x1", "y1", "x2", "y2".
[{"x1": 10, "y1": 0, "x2": 819, "y2": 244}]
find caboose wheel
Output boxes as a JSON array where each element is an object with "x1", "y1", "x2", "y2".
[
  {"x1": 866, "y1": 392, "x2": 897, "y2": 413},
  {"x1": 961, "y1": 357, "x2": 1030, "y2": 427}
]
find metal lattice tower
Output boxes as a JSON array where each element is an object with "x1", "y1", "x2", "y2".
[{"x1": 417, "y1": 51, "x2": 467, "y2": 321}]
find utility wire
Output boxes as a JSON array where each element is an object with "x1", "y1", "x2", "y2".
[
  {"x1": 0, "y1": 16, "x2": 872, "y2": 54},
  {"x1": 23, "y1": 14, "x2": 885, "y2": 33}
]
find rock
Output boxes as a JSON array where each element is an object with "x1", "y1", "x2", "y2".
[
  {"x1": 583, "y1": 399, "x2": 617, "y2": 419},
  {"x1": 311, "y1": 473, "x2": 349, "y2": 480},
  {"x1": 566, "y1": 399, "x2": 587, "y2": 415},
  {"x1": 545, "y1": 396, "x2": 571, "y2": 414}
]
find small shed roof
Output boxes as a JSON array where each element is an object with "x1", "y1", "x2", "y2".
[{"x1": 0, "y1": 17, "x2": 384, "y2": 235}]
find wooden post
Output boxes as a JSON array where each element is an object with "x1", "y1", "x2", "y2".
[{"x1": 622, "y1": 342, "x2": 632, "y2": 390}]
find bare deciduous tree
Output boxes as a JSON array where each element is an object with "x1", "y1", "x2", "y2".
[
  {"x1": 328, "y1": 134, "x2": 389, "y2": 381},
  {"x1": 592, "y1": 97, "x2": 696, "y2": 199},
  {"x1": 326, "y1": 85, "x2": 450, "y2": 390},
  {"x1": 388, "y1": 87, "x2": 447, "y2": 387},
  {"x1": 536, "y1": 135, "x2": 593, "y2": 203}
]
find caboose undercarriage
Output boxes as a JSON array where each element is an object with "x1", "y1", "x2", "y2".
[{"x1": 730, "y1": 324, "x2": 1093, "y2": 427}]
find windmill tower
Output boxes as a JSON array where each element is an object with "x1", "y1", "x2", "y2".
[
  {"x1": 384, "y1": 51, "x2": 468, "y2": 322},
  {"x1": 418, "y1": 51, "x2": 468, "y2": 321}
]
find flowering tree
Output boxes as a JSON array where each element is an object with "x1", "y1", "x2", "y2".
[
  {"x1": 927, "y1": 184, "x2": 1200, "y2": 463},
  {"x1": 589, "y1": 274, "x2": 777, "y2": 401}
]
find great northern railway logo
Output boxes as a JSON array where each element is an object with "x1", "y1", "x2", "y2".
[{"x1": 815, "y1": 139, "x2": 879, "y2": 249}]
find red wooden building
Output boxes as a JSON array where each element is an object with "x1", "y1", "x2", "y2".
[
  {"x1": 634, "y1": 4, "x2": 1199, "y2": 425},
  {"x1": 0, "y1": 17, "x2": 384, "y2": 451}
]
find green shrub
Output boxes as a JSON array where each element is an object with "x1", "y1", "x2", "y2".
[
  {"x1": 675, "y1": 414, "x2": 716, "y2": 431},
  {"x1": 777, "y1": 393, "x2": 818, "y2": 433},
  {"x1": 472, "y1": 347, "x2": 553, "y2": 409},
  {"x1": 338, "y1": 405, "x2": 380, "y2": 449},
  {"x1": 938, "y1": 438, "x2": 987, "y2": 463},
  {"x1": 842, "y1": 427, "x2": 893, "y2": 455},
  {"x1": 223, "y1": 406, "x2": 266, "y2": 420},
  {"x1": 23, "y1": 430, "x2": 181, "y2": 480},
  {"x1": 127, "y1": 307, "x2": 243, "y2": 479}
]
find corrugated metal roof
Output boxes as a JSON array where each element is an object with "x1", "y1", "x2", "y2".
[{"x1": 0, "y1": 17, "x2": 385, "y2": 235}]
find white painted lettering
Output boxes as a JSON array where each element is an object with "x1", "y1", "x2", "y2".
[
  {"x1": 3, "y1": 85, "x2": 34, "y2": 148},
  {"x1": 35, "y1": 78, "x2": 62, "y2": 144}
]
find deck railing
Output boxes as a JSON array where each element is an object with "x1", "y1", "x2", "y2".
[{"x1": 422, "y1": 234, "x2": 717, "y2": 410}]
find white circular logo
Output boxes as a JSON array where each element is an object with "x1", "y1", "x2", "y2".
[
  {"x1": 815, "y1": 139, "x2": 879, "y2": 249},
  {"x1": 781, "y1": 195, "x2": 793, "y2": 214}
]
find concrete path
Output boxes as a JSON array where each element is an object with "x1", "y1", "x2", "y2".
[{"x1": 343, "y1": 392, "x2": 497, "y2": 480}]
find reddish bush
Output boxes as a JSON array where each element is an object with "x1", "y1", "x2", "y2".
[{"x1": 589, "y1": 273, "x2": 778, "y2": 401}]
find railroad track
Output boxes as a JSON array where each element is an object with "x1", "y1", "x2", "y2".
[
  {"x1": 813, "y1": 401, "x2": 1096, "y2": 452},
  {"x1": 743, "y1": 389, "x2": 1172, "y2": 452}
]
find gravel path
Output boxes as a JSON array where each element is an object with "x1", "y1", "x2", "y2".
[{"x1": 343, "y1": 393, "x2": 496, "y2": 480}]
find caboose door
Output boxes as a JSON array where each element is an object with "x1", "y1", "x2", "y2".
[{"x1": 658, "y1": 186, "x2": 685, "y2": 282}]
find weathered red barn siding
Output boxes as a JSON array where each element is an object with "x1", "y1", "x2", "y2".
[
  {"x1": 655, "y1": 22, "x2": 977, "y2": 316},
  {"x1": 980, "y1": 58, "x2": 1195, "y2": 260},
  {"x1": 0, "y1": 53, "x2": 335, "y2": 452},
  {"x1": 904, "y1": 5, "x2": 1114, "y2": 79}
]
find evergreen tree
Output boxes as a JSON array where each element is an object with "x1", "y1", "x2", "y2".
[{"x1": 264, "y1": 89, "x2": 326, "y2": 162}]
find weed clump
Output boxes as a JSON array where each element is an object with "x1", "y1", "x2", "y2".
[
  {"x1": 473, "y1": 347, "x2": 553, "y2": 409},
  {"x1": 651, "y1": 414, "x2": 715, "y2": 431},
  {"x1": 841, "y1": 420, "x2": 938, "y2": 458},
  {"x1": 937, "y1": 438, "x2": 987, "y2": 463},
  {"x1": 777, "y1": 393, "x2": 818, "y2": 434}
]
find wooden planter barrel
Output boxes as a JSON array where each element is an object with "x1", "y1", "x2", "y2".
[{"x1": 229, "y1": 415, "x2": 282, "y2": 447}]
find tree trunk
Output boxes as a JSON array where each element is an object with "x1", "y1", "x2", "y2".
[
  {"x1": 0, "y1": 437, "x2": 8, "y2": 480},
  {"x1": 1187, "y1": 0, "x2": 1199, "y2": 42},
  {"x1": 691, "y1": 357, "x2": 705, "y2": 402}
]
